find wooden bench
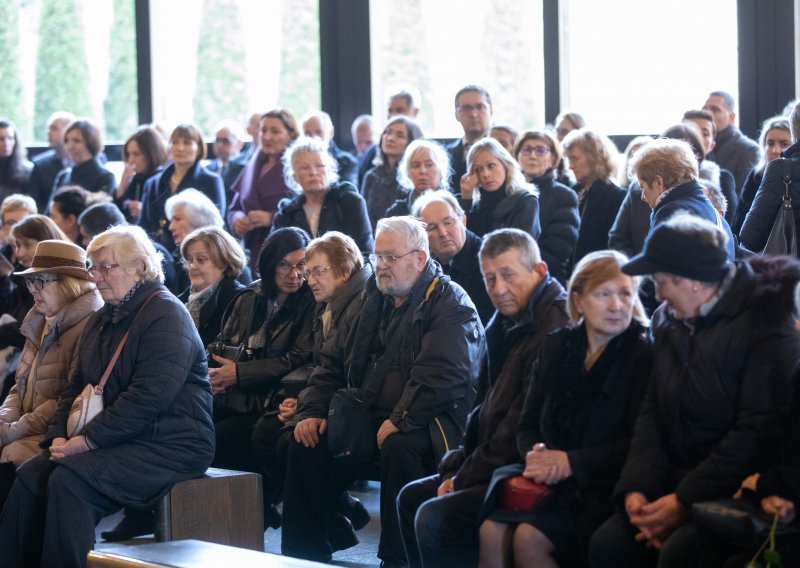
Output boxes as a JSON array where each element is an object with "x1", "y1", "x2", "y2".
[
  {"x1": 154, "y1": 468, "x2": 264, "y2": 551},
  {"x1": 88, "y1": 539, "x2": 327, "y2": 567}
]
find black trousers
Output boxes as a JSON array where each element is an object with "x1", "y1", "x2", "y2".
[
  {"x1": 397, "y1": 474, "x2": 487, "y2": 568},
  {"x1": 250, "y1": 414, "x2": 292, "y2": 505},
  {"x1": 0, "y1": 452, "x2": 121, "y2": 568},
  {"x1": 0, "y1": 461, "x2": 17, "y2": 513},
  {"x1": 212, "y1": 410, "x2": 262, "y2": 473},
  {"x1": 281, "y1": 427, "x2": 433, "y2": 563}
]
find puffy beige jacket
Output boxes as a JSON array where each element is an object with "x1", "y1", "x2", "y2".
[{"x1": 0, "y1": 289, "x2": 103, "y2": 465}]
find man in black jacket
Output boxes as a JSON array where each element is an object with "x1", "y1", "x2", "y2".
[
  {"x1": 397, "y1": 228, "x2": 570, "y2": 568},
  {"x1": 447, "y1": 85, "x2": 493, "y2": 193},
  {"x1": 412, "y1": 189, "x2": 494, "y2": 325},
  {"x1": 281, "y1": 216, "x2": 485, "y2": 567},
  {"x1": 28, "y1": 112, "x2": 75, "y2": 212}
]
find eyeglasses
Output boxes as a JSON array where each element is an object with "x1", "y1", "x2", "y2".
[
  {"x1": 305, "y1": 265, "x2": 336, "y2": 279},
  {"x1": 88, "y1": 263, "x2": 120, "y2": 277},
  {"x1": 25, "y1": 278, "x2": 58, "y2": 291},
  {"x1": 215, "y1": 137, "x2": 232, "y2": 144},
  {"x1": 369, "y1": 250, "x2": 420, "y2": 266},
  {"x1": 457, "y1": 103, "x2": 489, "y2": 114},
  {"x1": 276, "y1": 260, "x2": 307, "y2": 276},
  {"x1": 182, "y1": 256, "x2": 211, "y2": 269},
  {"x1": 424, "y1": 217, "x2": 458, "y2": 234},
  {"x1": 519, "y1": 146, "x2": 551, "y2": 157}
]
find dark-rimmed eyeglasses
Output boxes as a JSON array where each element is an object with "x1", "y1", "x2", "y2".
[
  {"x1": 25, "y1": 278, "x2": 58, "y2": 291},
  {"x1": 519, "y1": 146, "x2": 551, "y2": 157},
  {"x1": 276, "y1": 260, "x2": 307, "y2": 276}
]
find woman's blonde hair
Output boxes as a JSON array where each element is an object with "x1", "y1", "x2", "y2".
[
  {"x1": 567, "y1": 249, "x2": 648, "y2": 327},
  {"x1": 466, "y1": 137, "x2": 538, "y2": 203},
  {"x1": 87, "y1": 225, "x2": 164, "y2": 284},
  {"x1": 562, "y1": 128, "x2": 619, "y2": 184}
]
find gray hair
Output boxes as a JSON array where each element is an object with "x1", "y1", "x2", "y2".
[
  {"x1": 709, "y1": 90, "x2": 736, "y2": 112},
  {"x1": 164, "y1": 188, "x2": 224, "y2": 230},
  {"x1": 410, "y1": 189, "x2": 465, "y2": 218},
  {"x1": 87, "y1": 224, "x2": 164, "y2": 284},
  {"x1": 213, "y1": 119, "x2": 246, "y2": 142},
  {"x1": 386, "y1": 84, "x2": 422, "y2": 113},
  {"x1": 301, "y1": 110, "x2": 334, "y2": 138},
  {"x1": 479, "y1": 228, "x2": 542, "y2": 270},
  {"x1": 375, "y1": 216, "x2": 430, "y2": 256},
  {"x1": 397, "y1": 139, "x2": 451, "y2": 191},
  {"x1": 351, "y1": 114, "x2": 375, "y2": 139},
  {"x1": 282, "y1": 136, "x2": 340, "y2": 193}
]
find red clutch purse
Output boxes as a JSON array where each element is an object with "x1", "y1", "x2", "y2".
[{"x1": 498, "y1": 475, "x2": 551, "y2": 510}]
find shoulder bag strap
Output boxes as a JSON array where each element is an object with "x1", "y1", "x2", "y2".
[
  {"x1": 782, "y1": 158, "x2": 793, "y2": 200},
  {"x1": 94, "y1": 290, "x2": 163, "y2": 395}
]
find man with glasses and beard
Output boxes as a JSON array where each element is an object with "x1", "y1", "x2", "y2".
[{"x1": 282, "y1": 216, "x2": 485, "y2": 568}]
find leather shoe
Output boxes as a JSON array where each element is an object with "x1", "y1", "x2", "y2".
[
  {"x1": 329, "y1": 513, "x2": 359, "y2": 552},
  {"x1": 264, "y1": 504, "x2": 281, "y2": 530},
  {"x1": 338, "y1": 492, "x2": 370, "y2": 531},
  {"x1": 101, "y1": 509, "x2": 155, "y2": 541}
]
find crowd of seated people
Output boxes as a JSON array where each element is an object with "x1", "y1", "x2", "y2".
[{"x1": 0, "y1": 85, "x2": 799, "y2": 568}]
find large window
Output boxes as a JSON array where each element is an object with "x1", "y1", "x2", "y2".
[
  {"x1": 370, "y1": 0, "x2": 545, "y2": 138},
  {"x1": 149, "y1": 0, "x2": 320, "y2": 140},
  {"x1": 561, "y1": 0, "x2": 739, "y2": 135},
  {"x1": 9, "y1": 0, "x2": 137, "y2": 144}
]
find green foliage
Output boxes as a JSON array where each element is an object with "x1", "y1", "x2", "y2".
[
  {"x1": 0, "y1": 1, "x2": 26, "y2": 137},
  {"x1": 747, "y1": 512, "x2": 783, "y2": 568},
  {"x1": 278, "y1": 0, "x2": 320, "y2": 115},
  {"x1": 33, "y1": 0, "x2": 90, "y2": 137},
  {"x1": 194, "y1": 0, "x2": 249, "y2": 135},
  {"x1": 104, "y1": 0, "x2": 138, "y2": 141}
]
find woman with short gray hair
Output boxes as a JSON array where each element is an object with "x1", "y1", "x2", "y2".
[{"x1": 272, "y1": 137, "x2": 373, "y2": 253}]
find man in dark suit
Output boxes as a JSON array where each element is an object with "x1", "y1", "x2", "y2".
[
  {"x1": 207, "y1": 120, "x2": 246, "y2": 205},
  {"x1": 412, "y1": 189, "x2": 494, "y2": 325},
  {"x1": 447, "y1": 85, "x2": 493, "y2": 194},
  {"x1": 702, "y1": 91, "x2": 759, "y2": 191},
  {"x1": 28, "y1": 112, "x2": 75, "y2": 212},
  {"x1": 302, "y1": 111, "x2": 359, "y2": 186}
]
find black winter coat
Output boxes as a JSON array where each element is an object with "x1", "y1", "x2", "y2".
[
  {"x1": 43, "y1": 283, "x2": 214, "y2": 507},
  {"x1": 271, "y1": 181, "x2": 374, "y2": 254},
  {"x1": 214, "y1": 281, "x2": 315, "y2": 414},
  {"x1": 178, "y1": 275, "x2": 245, "y2": 348},
  {"x1": 741, "y1": 145, "x2": 800, "y2": 253},
  {"x1": 573, "y1": 179, "x2": 625, "y2": 271},
  {"x1": 608, "y1": 182, "x2": 650, "y2": 258},
  {"x1": 651, "y1": 180, "x2": 735, "y2": 260},
  {"x1": 296, "y1": 260, "x2": 485, "y2": 458},
  {"x1": 531, "y1": 171, "x2": 580, "y2": 284},
  {"x1": 440, "y1": 277, "x2": 569, "y2": 490},
  {"x1": 731, "y1": 167, "x2": 763, "y2": 236},
  {"x1": 466, "y1": 188, "x2": 541, "y2": 240},
  {"x1": 138, "y1": 161, "x2": 226, "y2": 250},
  {"x1": 53, "y1": 158, "x2": 117, "y2": 197},
  {"x1": 614, "y1": 258, "x2": 800, "y2": 509}
]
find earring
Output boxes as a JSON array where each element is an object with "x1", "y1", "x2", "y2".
[{"x1": 692, "y1": 286, "x2": 699, "y2": 293}]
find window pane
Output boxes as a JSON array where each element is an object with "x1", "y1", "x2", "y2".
[
  {"x1": 562, "y1": 0, "x2": 738, "y2": 135},
  {"x1": 150, "y1": 0, "x2": 320, "y2": 139},
  {"x1": 12, "y1": 0, "x2": 138, "y2": 144},
  {"x1": 370, "y1": 0, "x2": 545, "y2": 138}
]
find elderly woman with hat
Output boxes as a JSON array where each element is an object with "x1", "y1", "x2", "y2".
[
  {"x1": 0, "y1": 240, "x2": 102, "y2": 508},
  {"x1": 589, "y1": 213, "x2": 800, "y2": 568},
  {"x1": 0, "y1": 224, "x2": 214, "y2": 567}
]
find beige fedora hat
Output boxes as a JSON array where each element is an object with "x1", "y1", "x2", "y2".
[{"x1": 14, "y1": 240, "x2": 90, "y2": 280}]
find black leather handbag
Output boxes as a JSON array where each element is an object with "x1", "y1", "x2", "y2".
[
  {"x1": 693, "y1": 497, "x2": 800, "y2": 547},
  {"x1": 762, "y1": 159, "x2": 797, "y2": 257}
]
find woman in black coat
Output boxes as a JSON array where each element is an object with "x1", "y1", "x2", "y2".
[
  {"x1": 589, "y1": 215, "x2": 800, "y2": 568},
  {"x1": 479, "y1": 250, "x2": 651, "y2": 568},
  {"x1": 272, "y1": 137, "x2": 374, "y2": 254},
  {"x1": 515, "y1": 130, "x2": 579, "y2": 284},
  {"x1": 562, "y1": 128, "x2": 625, "y2": 272},
  {"x1": 113, "y1": 126, "x2": 168, "y2": 224},
  {"x1": 0, "y1": 225, "x2": 214, "y2": 568},
  {"x1": 177, "y1": 226, "x2": 247, "y2": 348},
  {"x1": 461, "y1": 137, "x2": 541, "y2": 240},
  {"x1": 138, "y1": 124, "x2": 226, "y2": 251},
  {"x1": 385, "y1": 138, "x2": 451, "y2": 219},
  {"x1": 53, "y1": 119, "x2": 117, "y2": 197},
  {"x1": 209, "y1": 227, "x2": 315, "y2": 482},
  {"x1": 0, "y1": 119, "x2": 31, "y2": 200}
]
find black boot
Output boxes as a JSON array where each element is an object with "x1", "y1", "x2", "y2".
[{"x1": 100, "y1": 508, "x2": 155, "y2": 541}]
